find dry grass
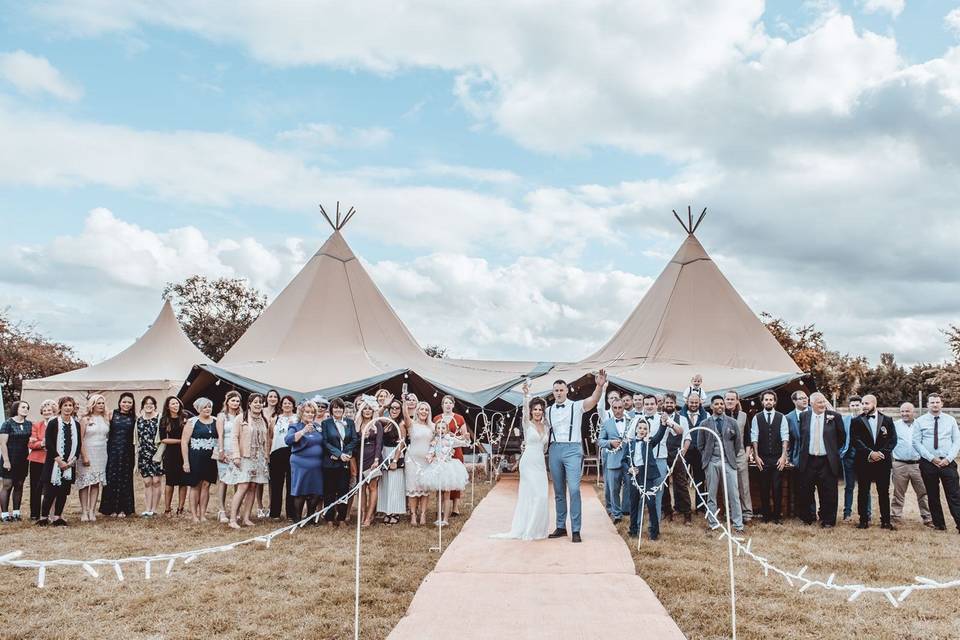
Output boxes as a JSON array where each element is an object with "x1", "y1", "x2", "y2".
[
  {"x1": 602, "y1": 484, "x2": 960, "y2": 640},
  {"x1": 0, "y1": 482, "x2": 491, "y2": 640}
]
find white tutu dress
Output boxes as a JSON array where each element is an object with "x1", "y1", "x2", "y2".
[{"x1": 418, "y1": 433, "x2": 469, "y2": 492}]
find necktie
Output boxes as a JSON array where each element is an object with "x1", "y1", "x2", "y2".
[
  {"x1": 715, "y1": 416, "x2": 723, "y2": 435},
  {"x1": 814, "y1": 414, "x2": 822, "y2": 456},
  {"x1": 766, "y1": 412, "x2": 773, "y2": 423},
  {"x1": 934, "y1": 416, "x2": 940, "y2": 450}
]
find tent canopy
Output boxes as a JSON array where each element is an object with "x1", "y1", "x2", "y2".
[{"x1": 21, "y1": 299, "x2": 214, "y2": 408}]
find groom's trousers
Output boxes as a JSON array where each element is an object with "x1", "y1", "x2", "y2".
[{"x1": 549, "y1": 442, "x2": 583, "y2": 532}]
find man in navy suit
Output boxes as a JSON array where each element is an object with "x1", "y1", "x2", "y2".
[
  {"x1": 599, "y1": 398, "x2": 633, "y2": 523},
  {"x1": 795, "y1": 392, "x2": 846, "y2": 527},
  {"x1": 786, "y1": 390, "x2": 811, "y2": 519},
  {"x1": 849, "y1": 394, "x2": 897, "y2": 530},
  {"x1": 320, "y1": 398, "x2": 357, "y2": 525}
]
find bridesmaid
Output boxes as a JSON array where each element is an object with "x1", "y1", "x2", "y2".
[
  {"x1": 37, "y1": 397, "x2": 81, "y2": 527},
  {"x1": 356, "y1": 399, "x2": 383, "y2": 528},
  {"x1": 135, "y1": 396, "x2": 164, "y2": 517},
  {"x1": 285, "y1": 401, "x2": 324, "y2": 522},
  {"x1": 257, "y1": 389, "x2": 281, "y2": 518},
  {"x1": 1, "y1": 400, "x2": 32, "y2": 522},
  {"x1": 100, "y1": 392, "x2": 137, "y2": 518},
  {"x1": 77, "y1": 394, "x2": 109, "y2": 522},
  {"x1": 159, "y1": 397, "x2": 188, "y2": 516},
  {"x1": 268, "y1": 395, "x2": 296, "y2": 521},
  {"x1": 27, "y1": 399, "x2": 56, "y2": 521},
  {"x1": 434, "y1": 395, "x2": 470, "y2": 516},
  {"x1": 377, "y1": 398, "x2": 408, "y2": 525},
  {"x1": 181, "y1": 397, "x2": 218, "y2": 523},
  {"x1": 404, "y1": 401, "x2": 434, "y2": 526},
  {"x1": 228, "y1": 393, "x2": 269, "y2": 529},
  {"x1": 216, "y1": 390, "x2": 244, "y2": 524}
]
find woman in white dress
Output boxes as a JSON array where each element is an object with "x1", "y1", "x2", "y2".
[
  {"x1": 216, "y1": 390, "x2": 244, "y2": 524},
  {"x1": 419, "y1": 418, "x2": 470, "y2": 527},
  {"x1": 404, "y1": 400, "x2": 434, "y2": 526},
  {"x1": 77, "y1": 394, "x2": 110, "y2": 522},
  {"x1": 492, "y1": 382, "x2": 550, "y2": 540}
]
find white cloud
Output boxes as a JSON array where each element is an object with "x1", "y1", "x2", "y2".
[
  {"x1": 947, "y1": 8, "x2": 960, "y2": 38},
  {"x1": 859, "y1": 0, "x2": 905, "y2": 18},
  {"x1": 276, "y1": 122, "x2": 392, "y2": 148},
  {"x1": 0, "y1": 50, "x2": 82, "y2": 101}
]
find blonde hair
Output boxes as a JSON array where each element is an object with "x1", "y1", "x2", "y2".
[
  {"x1": 40, "y1": 399, "x2": 57, "y2": 416},
  {"x1": 86, "y1": 394, "x2": 107, "y2": 417},
  {"x1": 221, "y1": 390, "x2": 244, "y2": 422},
  {"x1": 414, "y1": 401, "x2": 432, "y2": 425},
  {"x1": 297, "y1": 401, "x2": 319, "y2": 423}
]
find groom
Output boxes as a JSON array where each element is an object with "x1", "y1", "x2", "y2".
[{"x1": 547, "y1": 369, "x2": 607, "y2": 543}]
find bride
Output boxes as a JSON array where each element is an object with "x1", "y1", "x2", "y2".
[{"x1": 491, "y1": 382, "x2": 550, "y2": 540}]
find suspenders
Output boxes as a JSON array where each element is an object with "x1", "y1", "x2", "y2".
[{"x1": 549, "y1": 403, "x2": 576, "y2": 443}]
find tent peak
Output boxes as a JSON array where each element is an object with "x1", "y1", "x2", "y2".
[
  {"x1": 672, "y1": 206, "x2": 707, "y2": 235},
  {"x1": 319, "y1": 201, "x2": 357, "y2": 231}
]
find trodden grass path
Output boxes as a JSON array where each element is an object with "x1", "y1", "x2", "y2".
[{"x1": 389, "y1": 477, "x2": 684, "y2": 639}]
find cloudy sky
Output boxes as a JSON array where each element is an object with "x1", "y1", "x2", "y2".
[{"x1": 2, "y1": 1, "x2": 959, "y2": 368}]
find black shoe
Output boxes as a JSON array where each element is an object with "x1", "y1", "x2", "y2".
[
  {"x1": 683, "y1": 514, "x2": 692, "y2": 526},
  {"x1": 857, "y1": 522, "x2": 869, "y2": 529},
  {"x1": 548, "y1": 528, "x2": 567, "y2": 539},
  {"x1": 935, "y1": 524, "x2": 946, "y2": 531},
  {"x1": 627, "y1": 531, "x2": 638, "y2": 538},
  {"x1": 773, "y1": 518, "x2": 783, "y2": 525},
  {"x1": 821, "y1": 523, "x2": 834, "y2": 529},
  {"x1": 51, "y1": 519, "x2": 68, "y2": 527},
  {"x1": 35, "y1": 518, "x2": 49, "y2": 527},
  {"x1": 881, "y1": 522, "x2": 896, "y2": 531},
  {"x1": 571, "y1": 532, "x2": 582, "y2": 543}
]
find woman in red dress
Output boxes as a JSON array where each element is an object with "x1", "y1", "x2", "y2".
[{"x1": 433, "y1": 395, "x2": 470, "y2": 516}]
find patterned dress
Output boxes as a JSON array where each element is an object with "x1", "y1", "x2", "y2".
[
  {"x1": 186, "y1": 418, "x2": 219, "y2": 486},
  {"x1": 76, "y1": 416, "x2": 108, "y2": 490},
  {"x1": 136, "y1": 416, "x2": 164, "y2": 478},
  {"x1": 99, "y1": 411, "x2": 136, "y2": 516},
  {"x1": 0, "y1": 418, "x2": 31, "y2": 482}
]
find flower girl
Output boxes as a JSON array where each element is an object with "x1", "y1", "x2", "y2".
[{"x1": 419, "y1": 420, "x2": 470, "y2": 525}]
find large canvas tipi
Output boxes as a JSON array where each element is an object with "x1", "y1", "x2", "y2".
[{"x1": 20, "y1": 299, "x2": 214, "y2": 410}]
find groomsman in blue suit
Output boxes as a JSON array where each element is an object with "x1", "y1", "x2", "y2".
[
  {"x1": 786, "y1": 390, "x2": 812, "y2": 519},
  {"x1": 547, "y1": 370, "x2": 606, "y2": 543},
  {"x1": 599, "y1": 398, "x2": 633, "y2": 523}
]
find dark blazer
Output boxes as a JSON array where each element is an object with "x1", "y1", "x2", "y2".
[
  {"x1": 320, "y1": 417, "x2": 357, "y2": 470},
  {"x1": 626, "y1": 423, "x2": 669, "y2": 484},
  {"x1": 796, "y1": 410, "x2": 845, "y2": 477},
  {"x1": 42, "y1": 417, "x2": 82, "y2": 486},
  {"x1": 786, "y1": 408, "x2": 810, "y2": 465},
  {"x1": 850, "y1": 412, "x2": 896, "y2": 469},
  {"x1": 696, "y1": 414, "x2": 743, "y2": 471},
  {"x1": 679, "y1": 407, "x2": 708, "y2": 453}
]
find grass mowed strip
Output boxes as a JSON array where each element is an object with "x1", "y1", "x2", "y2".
[
  {"x1": 0, "y1": 483, "x2": 491, "y2": 640},
  {"x1": 603, "y1": 486, "x2": 960, "y2": 640}
]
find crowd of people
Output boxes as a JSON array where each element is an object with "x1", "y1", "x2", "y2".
[
  {"x1": 0, "y1": 389, "x2": 472, "y2": 529},
  {"x1": 596, "y1": 374, "x2": 960, "y2": 541}
]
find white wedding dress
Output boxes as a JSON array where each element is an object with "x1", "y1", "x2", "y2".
[{"x1": 491, "y1": 414, "x2": 550, "y2": 541}]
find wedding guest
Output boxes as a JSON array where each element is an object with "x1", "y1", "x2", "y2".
[
  {"x1": 636, "y1": 395, "x2": 670, "y2": 519},
  {"x1": 599, "y1": 398, "x2": 631, "y2": 523},
  {"x1": 689, "y1": 395, "x2": 744, "y2": 533},
  {"x1": 405, "y1": 401, "x2": 434, "y2": 526},
  {"x1": 434, "y1": 395, "x2": 470, "y2": 517},
  {"x1": 420, "y1": 415, "x2": 470, "y2": 526},
  {"x1": 100, "y1": 392, "x2": 137, "y2": 518},
  {"x1": 257, "y1": 389, "x2": 281, "y2": 518},
  {"x1": 321, "y1": 398, "x2": 357, "y2": 526},
  {"x1": 159, "y1": 397, "x2": 188, "y2": 517},
  {"x1": 181, "y1": 397, "x2": 219, "y2": 523},
  {"x1": 749, "y1": 390, "x2": 789, "y2": 523},
  {"x1": 356, "y1": 399, "x2": 384, "y2": 527},
  {"x1": 626, "y1": 416, "x2": 669, "y2": 540},
  {"x1": 27, "y1": 399, "x2": 56, "y2": 520},
  {"x1": 681, "y1": 374, "x2": 708, "y2": 407},
  {"x1": 659, "y1": 394, "x2": 687, "y2": 522},
  {"x1": 796, "y1": 392, "x2": 845, "y2": 528},
  {"x1": 378, "y1": 398, "x2": 407, "y2": 525},
  {"x1": 912, "y1": 393, "x2": 960, "y2": 532},
  {"x1": 228, "y1": 393, "x2": 269, "y2": 529},
  {"x1": 77, "y1": 394, "x2": 109, "y2": 522},
  {"x1": 215, "y1": 390, "x2": 245, "y2": 523},
  {"x1": 268, "y1": 395, "x2": 297, "y2": 521},
  {"x1": 841, "y1": 395, "x2": 866, "y2": 521},
  {"x1": 666, "y1": 396, "x2": 693, "y2": 525},
  {"x1": 679, "y1": 393, "x2": 708, "y2": 515},
  {"x1": 621, "y1": 393, "x2": 635, "y2": 418},
  {"x1": 786, "y1": 389, "x2": 812, "y2": 520},
  {"x1": 850, "y1": 394, "x2": 897, "y2": 530},
  {"x1": 375, "y1": 388, "x2": 391, "y2": 411},
  {"x1": 891, "y1": 402, "x2": 932, "y2": 526},
  {"x1": 37, "y1": 397, "x2": 81, "y2": 527},
  {"x1": 1, "y1": 401, "x2": 32, "y2": 522},
  {"x1": 344, "y1": 401, "x2": 356, "y2": 421},
  {"x1": 286, "y1": 401, "x2": 325, "y2": 521},
  {"x1": 725, "y1": 390, "x2": 752, "y2": 524},
  {"x1": 135, "y1": 396, "x2": 164, "y2": 518}
]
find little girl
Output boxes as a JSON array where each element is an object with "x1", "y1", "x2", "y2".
[{"x1": 419, "y1": 421, "x2": 470, "y2": 526}]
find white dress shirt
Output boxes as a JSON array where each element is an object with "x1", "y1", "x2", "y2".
[
  {"x1": 548, "y1": 399, "x2": 585, "y2": 444},
  {"x1": 750, "y1": 411, "x2": 789, "y2": 446}
]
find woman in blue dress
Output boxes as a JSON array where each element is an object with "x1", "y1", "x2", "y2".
[
  {"x1": 181, "y1": 397, "x2": 219, "y2": 523},
  {"x1": 285, "y1": 400, "x2": 325, "y2": 522},
  {"x1": 99, "y1": 393, "x2": 137, "y2": 518}
]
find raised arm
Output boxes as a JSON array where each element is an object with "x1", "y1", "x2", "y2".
[{"x1": 581, "y1": 370, "x2": 607, "y2": 413}]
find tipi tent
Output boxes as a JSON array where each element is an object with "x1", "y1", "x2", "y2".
[
  {"x1": 520, "y1": 210, "x2": 803, "y2": 400},
  {"x1": 20, "y1": 299, "x2": 214, "y2": 410},
  {"x1": 180, "y1": 214, "x2": 549, "y2": 409}
]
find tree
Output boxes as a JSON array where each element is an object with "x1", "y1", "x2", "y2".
[
  {"x1": 162, "y1": 276, "x2": 267, "y2": 361},
  {"x1": 945, "y1": 324, "x2": 960, "y2": 360},
  {"x1": 0, "y1": 309, "x2": 87, "y2": 404},
  {"x1": 424, "y1": 344, "x2": 449, "y2": 359},
  {"x1": 860, "y1": 353, "x2": 910, "y2": 406}
]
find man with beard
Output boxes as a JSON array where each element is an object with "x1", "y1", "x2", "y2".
[
  {"x1": 750, "y1": 390, "x2": 789, "y2": 523},
  {"x1": 680, "y1": 392, "x2": 708, "y2": 515}
]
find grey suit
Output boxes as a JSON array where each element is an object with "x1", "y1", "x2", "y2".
[
  {"x1": 599, "y1": 416, "x2": 632, "y2": 518},
  {"x1": 696, "y1": 414, "x2": 744, "y2": 530}
]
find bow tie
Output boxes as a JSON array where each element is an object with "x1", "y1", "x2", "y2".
[
  {"x1": 556, "y1": 404, "x2": 566, "y2": 409},
  {"x1": 865, "y1": 414, "x2": 877, "y2": 420},
  {"x1": 616, "y1": 418, "x2": 624, "y2": 423}
]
